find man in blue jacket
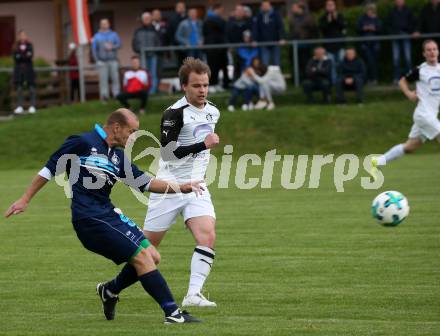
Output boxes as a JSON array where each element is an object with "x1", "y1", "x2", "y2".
[
  {"x1": 252, "y1": 2, "x2": 285, "y2": 66},
  {"x1": 92, "y1": 19, "x2": 121, "y2": 102}
]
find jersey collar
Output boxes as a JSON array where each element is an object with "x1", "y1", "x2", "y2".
[{"x1": 94, "y1": 124, "x2": 108, "y2": 140}]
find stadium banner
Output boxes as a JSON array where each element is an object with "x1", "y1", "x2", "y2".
[{"x1": 68, "y1": 0, "x2": 91, "y2": 45}]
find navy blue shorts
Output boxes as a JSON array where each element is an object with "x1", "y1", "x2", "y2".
[{"x1": 72, "y1": 209, "x2": 147, "y2": 265}]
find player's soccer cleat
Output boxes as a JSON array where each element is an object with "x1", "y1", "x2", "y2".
[
  {"x1": 96, "y1": 283, "x2": 119, "y2": 320},
  {"x1": 227, "y1": 105, "x2": 235, "y2": 112},
  {"x1": 241, "y1": 104, "x2": 249, "y2": 111},
  {"x1": 164, "y1": 309, "x2": 202, "y2": 324},
  {"x1": 369, "y1": 157, "x2": 380, "y2": 181},
  {"x1": 28, "y1": 106, "x2": 36, "y2": 114},
  {"x1": 182, "y1": 292, "x2": 217, "y2": 307}
]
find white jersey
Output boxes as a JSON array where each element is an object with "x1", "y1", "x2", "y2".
[
  {"x1": 405, "y1": 62, "x2": 440, "y2": 120},
  {"x1": 154, "y1": 96, "x2": 220, "y2": 185}
]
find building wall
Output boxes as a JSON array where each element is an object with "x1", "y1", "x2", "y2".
[{"x1": 0, "y1": 1, "x2": 55, "y2": 63}]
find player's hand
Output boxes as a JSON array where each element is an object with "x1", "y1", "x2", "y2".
[
  {"x1": 407, "y1": 90, "x2": 418, "y2": 102},
  {"x1": 179, "y1": 180, "x2": 205, "y2": 195},
  {"x1": 4, "y1": 198, "x2": 28, "y2": 218},
  {"x1": 204, "y1": 133, "x2": 220, "y2": 149}
]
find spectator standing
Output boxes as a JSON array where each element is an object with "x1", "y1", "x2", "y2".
[
  {"x1": 68, "y1": 42, "x2": 80, "y2": 103},
  {"x1": 226, "y1": 4, "x2": 252, "y2": 80},
  {"x1": 132, "y1": 12, "x2": 161, "y2": 94},
  {"x1": 302, "y1": 46, "x2": 332, "y2": 104},
  {"x1": 92, "y1": 18, "x2": 121, "y2": 102},
  {"x1": 175, "y1": 8, "x2": 204, "y2": 59},
  {"x1": 319, "y1": 0, "x2": 347, "y2": 83},
  {"x1": 356, "y1": 3, "x2": 381, "y2": 84},
  {"x1": 252, "y1": 1, "x2": 285, "y2": 66},
  {"x1": 168, "y1": 2, "x2": 187, "y2": 66},
  {"x1": 12, "y1": 30, "x2": 36, "y2": 114},
  {"x1": 203, "y1": 4, "x2": 229, "y2": 92},
  {"x1": 386, "y1": 0, "x2": 418, "y2": 83},
  {"x1": 288, "y1": 1, "x2": 319, "y2": 80},
  {"x1": 419, "y1": 0, "x2": 440, "y2": 36},
  {"x1": 117, "y1": 56, "x2": 151, "y2": 114},
  {"x1": 336, "y1": 47, "x2": 366, "y2": 104},
  {"x1": 152, "y1": 9, "x2": 168, "y2": 91}
]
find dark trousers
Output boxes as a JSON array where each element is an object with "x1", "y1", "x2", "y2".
[
  {"x1": 360, "y1": 42, "x2": 380, "y2": 82},
  {"x1": 70, "y1": 78, "x2": 80, "y2": 102},
  {"x1": 302, "y1": 78, "x2": 331, "y2": 103},
  {"x1": 228, "y1": 85, "x2": 259, "y2": 106},
  {"x1": 206, "y1": 49, "x2": 230, "y2": 88},
  {"x1": 117, "y1": 91, "x2": 148, "y2": 110},
  {"x1": 336, "y1": 76, "x2": 364, "y2": 103}
]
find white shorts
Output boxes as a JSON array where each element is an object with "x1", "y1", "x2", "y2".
[
  {"x1": 143, "y1": 191, "x2": 216, "y2": 232},
  {"x1": 409, "y1": 116, "x2": 440, "y2": 142}
]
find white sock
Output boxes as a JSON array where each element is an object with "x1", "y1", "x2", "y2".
[
  {"x1": 187, "y1": 246, "x2": 215, "y2": 296},
  {"x1": 382, "y1": 144, "x2": 405, "y2": 165}
]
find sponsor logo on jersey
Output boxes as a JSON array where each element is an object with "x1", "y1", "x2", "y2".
[
  {"x1": 163, "y1": 120, "x2": 176, "y2": 127},
  {"x1": 429, "y1": 76, "x2": 440, "y2": 93},
  {"x1": 193, "y1": 124, "x2": 213, "y2": 138}
]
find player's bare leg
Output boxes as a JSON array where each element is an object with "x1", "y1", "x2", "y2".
[
  {"x1": 143, "y1": 230, "x2": 168, "y2": 247},
  {"x1": 182, "y1": 215, "x2": 217, "y2": 307},
  {"x1": 373, "y1": 137, "x2": 423, "y2": 167}
]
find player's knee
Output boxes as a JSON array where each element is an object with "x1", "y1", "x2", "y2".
[
  {"x1": 133, "y1": 248, "x2": 155, "y2": 268},
  {"x1": 197, "y1": 231, "x2": 216, "y2": 248},
  {"x1": 146, "y1": 245, "x2": 161, "y2": 265}
]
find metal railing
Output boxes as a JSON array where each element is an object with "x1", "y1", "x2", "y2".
[
  {"x1": 1, "y1": 32, "x2": 440, "y2": 106},
  {"x1": 141, "y1": 32, "x2": 440, "y2": 87}
]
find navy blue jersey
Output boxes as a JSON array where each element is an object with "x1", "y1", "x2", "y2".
[{"x1": 42, "y1": 124, "x2": 151, "y2": 221}]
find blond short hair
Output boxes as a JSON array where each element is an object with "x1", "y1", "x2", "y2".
[{"x1": 178, "y1": 57, "x2": 211, "y2": 85}]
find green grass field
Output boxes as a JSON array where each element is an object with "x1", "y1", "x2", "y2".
[{"x1": 0, "y1": 92, "x2": 439, "y2": 335}]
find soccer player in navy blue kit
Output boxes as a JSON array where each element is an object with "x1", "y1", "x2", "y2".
[{"x1": 5, "y1": 108, "x2": 202, "y2": 324}]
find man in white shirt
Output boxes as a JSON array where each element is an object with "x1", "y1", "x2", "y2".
[
  {"x1": 373, "y1": 40, "x2": 440, "y2": 169},
  {"x1": 143, "y1": 57, "x2": 220, "y2": 307}
]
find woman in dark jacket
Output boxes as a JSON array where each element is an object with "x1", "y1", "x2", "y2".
[{"x1": 13, "y1": 30, "x2": 36, "y2": 114}]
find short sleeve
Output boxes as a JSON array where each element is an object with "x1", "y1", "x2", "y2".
[
  {"x1": 404, "y1": 67, "x2": 420, "y2": 82},
  {"x1": 44, "y1": 135, "x2": 86, "y2": 177}
]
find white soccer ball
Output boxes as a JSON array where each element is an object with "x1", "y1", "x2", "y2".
[{"x1": 371, "y1": 191, "x2": 410, "y2": 226}]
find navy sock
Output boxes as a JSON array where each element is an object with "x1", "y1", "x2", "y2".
[
  {"x1": 139, "y1": 269, "x2": 178, "y2": 316},
  {"x1": 106, "y1": 263, "x2": 138, "y2": 295}
]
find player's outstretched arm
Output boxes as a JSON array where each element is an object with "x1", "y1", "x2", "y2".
[
  {"x1": 147, "y1": 179, "x2": 204, "y2": 195},
  {"x1": 4, "y1": 175, "x2": 48, "y2": 218}
]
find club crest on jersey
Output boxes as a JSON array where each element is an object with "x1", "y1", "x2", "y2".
[
  {"x1": 111, "y1": 153, "x2": 120, "y2": 165},
  {"x1": 206, "y1": 113, "x2": 213, "y2": 122},
  {"x1": 90, "y1": 147, "x2": 98, "y2": 155}
]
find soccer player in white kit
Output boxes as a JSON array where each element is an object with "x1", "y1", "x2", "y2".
[
  {"x1": 143, "y1": 58, "x2": 220, "y2": 307},
  {"x1": 373, "y1": 40, "x2": 440, "y2": 169}
]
